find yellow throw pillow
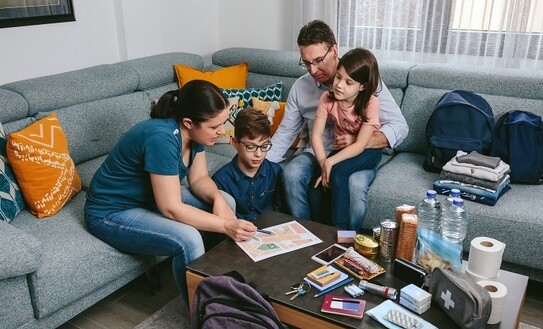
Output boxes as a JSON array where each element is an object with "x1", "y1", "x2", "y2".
[
  {"x1": 6, "y1": 112, "x2": 81, "y2": 218},
  {"x1": 270, "y1": 101, "x2": 301, "y2": 148},
  {"x1": 251, "y1": 97, "x2": 279, "y2": 126},
  {"x1": 174, "y1": 63, "x2": 248, "y2": 89}
]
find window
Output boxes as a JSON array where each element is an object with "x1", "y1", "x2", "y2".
[{"x1": 337, "y1": 0, "x2": 543, "y2": 68}]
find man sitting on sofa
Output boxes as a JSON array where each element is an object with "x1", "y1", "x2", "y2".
[{"x1": 266, "y1": 20, "x2": 409, "y2": 231}]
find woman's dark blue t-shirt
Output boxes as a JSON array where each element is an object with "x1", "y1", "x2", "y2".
[{"x1": 85, "y1": 118, "x2": 203, "y2": 218}]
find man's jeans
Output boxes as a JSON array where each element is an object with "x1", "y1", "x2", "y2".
[
  {"x1": 283, "y1": 152, "x2": 377, "y2": 231},
  {"x1": 85, "y1": 187, "x2": 235, "y2": 304}
]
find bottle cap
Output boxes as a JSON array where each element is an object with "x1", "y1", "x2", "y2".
[
  {"x1": 452, "y1": 198, "x2": 464, "y2": 206},
  {"x1": 450, "y1": 188, "x2": 461, "y2": 197},
  {"x1": 426, "y1": 190, "x2": 437, "y2": 198}
]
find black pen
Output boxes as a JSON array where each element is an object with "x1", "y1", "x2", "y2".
[{"x1": 257, "y1": 228, "x2": 273, "y2": 235}]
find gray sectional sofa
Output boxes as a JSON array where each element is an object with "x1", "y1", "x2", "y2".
[
  {"x1": 1, "y1": 47, "x2": 542, "y2": 328},
  {"x1": 0, "y1": 52, "x2": 204, "y2": 329}
]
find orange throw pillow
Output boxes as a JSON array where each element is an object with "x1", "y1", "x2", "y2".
[
  {"x1": 174, "y1": 63, "x2": 248, "y2": 89},
  {"x1": 7, "y1": 112, "x2": 81, "y2": 218},
  {"x1": 272, "y1": 102, "x2": 301, "y2": 148}
]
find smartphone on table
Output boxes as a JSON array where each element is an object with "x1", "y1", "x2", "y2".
[{"x1": 311, "y1": 244, "x2": 347, "y2": 265}]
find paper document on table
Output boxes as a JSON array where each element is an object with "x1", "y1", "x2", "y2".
[{"x1": 236, "y1": 220, "x2": 322, "y2": 262}]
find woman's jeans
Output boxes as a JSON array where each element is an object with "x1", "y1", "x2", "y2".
[{"x1": 85, "y1": 187, "x2": 235, "y2": 305}]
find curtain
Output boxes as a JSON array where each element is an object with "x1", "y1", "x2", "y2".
[
  {"x1": 292, "y1": 0, "x2": 339, "y2": 49},
  {"x1": 333, "y1": 0, "x2": 543, "y2": 69}
]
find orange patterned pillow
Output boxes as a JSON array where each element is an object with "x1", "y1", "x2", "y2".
[
  {"x1": 174, "y1": 62, "x2": 248, "y2": 89},
  {"x1": 6, "y1": 112, "x2": 81, "y2": 218}
]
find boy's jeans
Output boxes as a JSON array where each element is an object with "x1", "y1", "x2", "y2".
[{"x1": 85, "y1": 187, "x2": 235, "y2": 305}]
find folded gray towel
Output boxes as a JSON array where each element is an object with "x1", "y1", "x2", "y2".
[
  {"x1": 456, "y1": 150, "x2": 501, "y2": 169},
  {"x1": 440, "y1": 170, "x2": 509, "y2": 191}
]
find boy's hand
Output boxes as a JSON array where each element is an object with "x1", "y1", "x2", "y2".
[{"x1": 224, "y1": 219, "x2": 256, "y2": 241}]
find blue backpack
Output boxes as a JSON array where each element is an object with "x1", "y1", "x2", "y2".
[
  {"x1": 491, "y1": 110, "x2": 543, "y2": 184},
  {"x1": 424, "y1": 90, "x2": 494, "y2": 172}
]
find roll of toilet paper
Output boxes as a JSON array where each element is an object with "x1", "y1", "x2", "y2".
[
  {"x1": 477, "y1": 280, "x2": 508, "y2": 324},
  {"x1": 467, "y1": 237, "x2": 505, "y2": 278}
]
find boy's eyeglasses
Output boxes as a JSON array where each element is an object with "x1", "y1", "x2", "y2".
[
  {"x1": 299, "y1": 46, "x2": 332, "y2": 70},
  {"x1": 237, "y1": 139, "x2": 273, "y2": 152}
]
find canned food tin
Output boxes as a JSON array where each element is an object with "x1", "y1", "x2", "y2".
[
  {"x1": 379, "y1": 219, "x2": 399, "y2": 262},
  {"x1": 354, "y1": 234, "x2": 379, "y2": 259}
]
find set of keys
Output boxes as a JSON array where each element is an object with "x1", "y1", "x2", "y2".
[{"x1": 285, "y1": 282, "x2": 311, "y2": 301}]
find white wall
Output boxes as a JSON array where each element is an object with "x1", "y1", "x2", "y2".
[
  {"x1": 0, "y1": 0, "x2": 292, "y2": 85},
  {"x1": 0, "y1": 0, "x2": 119, "y2": 84},
  {"x1": 217, "y1": 0, "x2": 294, "y2": 51}
]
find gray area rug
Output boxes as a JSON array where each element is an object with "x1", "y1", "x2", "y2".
[
  {"x1": 136, "y1": 296, "x2": 540, "y2": 329},
  {"x1": 135, "y1": 296, "x2": 190, "y2": 328}
]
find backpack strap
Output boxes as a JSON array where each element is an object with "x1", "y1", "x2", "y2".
[{"x1": 222, "y1": 270, "x2": 274, "y2": 303}]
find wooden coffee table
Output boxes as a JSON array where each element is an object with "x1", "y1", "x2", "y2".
[{"x1": 186, "y1": 212, "x2": 528, "y2": 328}]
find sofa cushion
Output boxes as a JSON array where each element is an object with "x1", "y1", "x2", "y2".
[
  {"x1": 9, "y1": 192, "x2": 155, "y2": 319},
  {"x1": 43, "y1": 92, "x2": 153, "y2": 165},
  {"x1": 0, "y1": 121, "x2": 25, "y2": 222},
  {"x1": 76, "y1": 155, "x2": 107, "y2": 188},
  {"x1": 2, "y1": 65, "x2": 139, "y2": 116},
  {"x1": 366, "y1": 152, "x2": 543, "y2": 271},
  {"x1": 0, "y1": 276, "x2": 35, "y2": 328},
  {"x1": 174, "y1": 62, "x2": 248, "y2": 89},
  {"x1": 118, "y1": 52, "x2": 205, "y2": 91},
  {"x1": 0, "y1": 220, "x2": 41, "y2": 279},
  {"x1": 0, "y1": 88, "x2": 28, "y2": 124},
  {"x1": 7, "y1": 113, "x2": 81, "y2": 218}
]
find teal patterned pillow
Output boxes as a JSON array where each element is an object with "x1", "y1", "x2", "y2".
[
  {"x1": 221, "y1": 83, "x2": 282, "y2": 108},
  {"x1": 0, "y1": 122, "x2": 25, "y2": 222}
]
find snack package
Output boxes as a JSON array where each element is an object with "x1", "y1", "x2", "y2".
[{"x1": 414, "y1": 228, "x2": 462, "y2": 276}]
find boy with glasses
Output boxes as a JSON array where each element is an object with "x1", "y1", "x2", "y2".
[
  {"x1": 266, "y1": 20, "x2": 409, "y2": 231},
  {"x1": 213, "y1": 107, "x2": 283, "y2": 221}
]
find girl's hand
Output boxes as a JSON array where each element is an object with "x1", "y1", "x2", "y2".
[
  {"x1": 334, "y1": 134, "x2": 356, "y2": 149},
  {"x1": 224, "y1": 219, "x2": 257, "y2": 241},
  {"x1": 321, "y1": 158, "x2": 335, "y2": 188},
  {"x1": 314, "y1": 175, "x2": 324, "y2": 189}
]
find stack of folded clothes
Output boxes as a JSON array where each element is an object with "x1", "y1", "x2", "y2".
[{"x1": 433, "y1": 150, "x2": 511, "y2": 206}]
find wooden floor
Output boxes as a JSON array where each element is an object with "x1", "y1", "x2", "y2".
[{"x1": 59, "y1": 259, "x2": 543, "y2": 328}]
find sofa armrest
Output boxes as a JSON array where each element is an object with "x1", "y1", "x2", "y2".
[{"x1": 0, "y1": 220, "x2": 42, "y2": 280}]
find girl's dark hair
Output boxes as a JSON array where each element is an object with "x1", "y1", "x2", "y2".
[
  {"x1": 297, "y1": 20, "x2": 337, "y2": 48},
  {"x1": 234, "y1": 107, "x2": 271, "y2": 140},
  {"x1": 329, "y1": 48, "x2": 381, "y2": 120},
  {"x1": 150, "y1": 80, "x2": 228, "y2": 125}
]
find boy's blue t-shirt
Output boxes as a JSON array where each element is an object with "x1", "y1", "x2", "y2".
[
  {"x1": 85, "y1": 118, "x2": 204, "y2": 218},
  {"x1": 212, "y1": 156, "x2": 283, "y2": 221}
]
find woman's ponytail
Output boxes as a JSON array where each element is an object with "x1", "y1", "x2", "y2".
[
  {"x1": 150, "y1": 80, "x2": 228, "y2": 124},
  {"x1": 150, "y1": 90, "x2": 179, "y2": 119}
]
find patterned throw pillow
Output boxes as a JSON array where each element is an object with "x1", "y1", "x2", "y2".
[
  {"x1": 0, "y1": 122, "x2": 25, "y2": 222},
  {"x1": 215, "y1": 97, "x2": 241, "y2": 144},
  {"x1": 251, "y1": 97, "x2": 279, "y2": 126},
  {"x1": 6, "y1": 112, "x2": 81, "y2": 218},
  {"x1": 221, "y1": 83, "x2": 283, "y2": 108}
]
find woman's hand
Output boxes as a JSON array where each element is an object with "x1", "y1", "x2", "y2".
[
  {"x1": 224, "y1": 219, "x2": 257, "y2": 241},
  {"x1": 213, "y1": 197, "x2": 236, "y2": 220}
]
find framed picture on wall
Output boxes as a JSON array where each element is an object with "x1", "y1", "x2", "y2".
[{"x1": 0, "y1": 0, "x2": 75, "y2": 29}]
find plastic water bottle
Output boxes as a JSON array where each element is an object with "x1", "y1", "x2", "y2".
[
  {"x1": 441, "y1": 198, "x2": 468, "y2": 243},
  {"x1": 442, "y1": 188, "x2": 461, "y2": 211},
  {"x1": 417, "y1": 190, "x2": 441, "y2": 232}
]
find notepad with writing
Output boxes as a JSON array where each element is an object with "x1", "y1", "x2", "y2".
[{"x1": 320, "y1": 294, "x2": 366, "y2": 319}]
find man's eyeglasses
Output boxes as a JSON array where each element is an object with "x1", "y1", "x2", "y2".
[
  {"x1": 237, "y1": 139, "x2": 273, "y2": 152},
  {"x1": 299, "y1": 46, "x2": 332, "y2": 70}
]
